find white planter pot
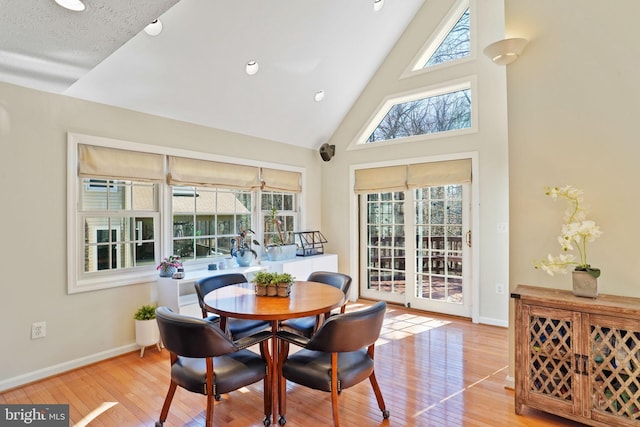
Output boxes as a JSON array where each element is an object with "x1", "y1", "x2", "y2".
[
  {"x1": 135, "y1": 319, "x2": 161, "y2": 357},
  {"x1": 266, "y1": 244, "x2": 297, "y2": 261}
]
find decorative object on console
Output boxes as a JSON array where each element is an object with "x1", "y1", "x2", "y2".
[
  {"x1": 172, "y1": 267, "x2": 185, "y2": 279},
  {"x1": 230, "y1": 227, "x2": 259, "y2": 267},
  {"x1": 157, "y1": 255, "x2": 182, "y2": 277},
  {"x1": 265, "y1": 208, "x2": 297, "y2": 261},
  {"x1": 293, "y1": 230, "x2": 328, "y2": 256},
  {"x1": 133, "y1": 304, "x2": 161, "y2": 357},
  {"x1": 533, "y1": 185, "x2": 602, "y2": 297}
]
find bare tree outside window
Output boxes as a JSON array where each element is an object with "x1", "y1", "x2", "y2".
[
  {"x1": 367, "y1": 88, "x2": 471, "y2": 143},
  {"x1": 424, "y1": 8, "x2": 470, "y2": 68}
]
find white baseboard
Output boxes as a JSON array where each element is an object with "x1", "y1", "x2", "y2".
[
  {"x1": 478, "y1": 316, "x2": 509, "y2": 328},
  {"x1": 504, "y1": 374, "x2": 515, "y2": 390},
  {"x1": 0, "y1": 344, "x2": 139, "y2": 392}
]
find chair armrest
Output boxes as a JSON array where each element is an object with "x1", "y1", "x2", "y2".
[
  {"x1": 276, "y1": 330, "x2": 310, "y2": 348},
  {"x1": 234, "y1": 330, "x2": 272, "y2": 350}
]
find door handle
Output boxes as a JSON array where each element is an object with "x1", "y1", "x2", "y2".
[{"x1": 465, "y1": 230, "x2": 472, "y2": 247}]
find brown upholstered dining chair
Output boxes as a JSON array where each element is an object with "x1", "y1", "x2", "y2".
[
  {"x1": 276, "y1": 301, "x2": 389, "y2": 427},
  {"x1": 279, "y1": 271, "x2": 352, "y2": 338},
  {"x1": 154, "y1": 307, "x2": 272, "y2": 427},
  {"x1": 194, "y1": 273, "x2": 270, "y2": 339}
]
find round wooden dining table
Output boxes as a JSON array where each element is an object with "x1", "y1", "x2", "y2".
[{"x1": 203, "y1": 280, "x2": 344, "y2": 424}]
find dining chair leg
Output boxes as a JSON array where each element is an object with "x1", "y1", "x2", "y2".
[
  {"x1": 366, "y1": 344, "x2": 390, "y2": 419},
  {"x1": 205, "y1": 391, "x2": 215, "y2": 427},
  {"x1": 271, "y1": 321, "x2": 280, "y2": 426},
  {"x1": 156, "y1": 381, "x2": 177, "y2": 426},
  {"x1": 261, "y1": 340, "x2": 272, "y2": 425},
  {"x1": 277, "y1": 340, "x2": 289, "y2": 425},
  {"x1": 330, "y1": 353, "x2": 340, "y2": 427},
  {"x1": 368, "y1": 371, "x2": 390, "y2": 419}
]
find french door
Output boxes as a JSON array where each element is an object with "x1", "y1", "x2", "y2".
[{"x1": 359, "y1": 184, "x2": 471, "y2": 317}]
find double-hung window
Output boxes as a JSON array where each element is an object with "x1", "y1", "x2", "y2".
[
  {"x1": 68, "y1": 134, "x2": 303, "y2": 293},
  {"x1": 70, "y1": 141, "x2": 165, "y2": 292},
  {"x1": 81, "y1": 179, "x2": 159, "y2": 273}
]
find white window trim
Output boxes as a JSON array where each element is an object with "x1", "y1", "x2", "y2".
[
  {"x1": 347, "y1": 76, "x2": 478, "y2": 151},
  {"x1": 67, "y1": 132, "x2": 306, "y2": 294}
]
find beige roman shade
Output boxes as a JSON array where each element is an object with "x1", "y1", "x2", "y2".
[
  {"x1": 78, "y1": 144, "x2": 165, "y2": 182},
  {"x1": 261, "y1": 168, "x2": 302, "y2": 192},
  {"x1": 407, "y1": 159, "x2": 472, "y2": 189},
  {"x1": 355, "y1": 159, "x2": 472, "y2": 193},
  {"x1": 354, "y1": 165, "x2": 408, "y2": 193},
  {"x1": 167, "y1": 156, "x2": 261, "y2": 190}
]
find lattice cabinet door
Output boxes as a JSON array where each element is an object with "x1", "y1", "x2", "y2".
[
  {"x1": 586, "y1": 313, "x2": 640, "y2": 426},
  {"x1": 520, "y1": 304, "x2": 582, "y2": 417}
]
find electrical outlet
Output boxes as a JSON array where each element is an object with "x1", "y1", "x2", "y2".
[
  {"x1": 31, "y1": 321, "x2": 46, "y2": 339},
  {"x1": 497, "y1": 223, "x2": 509, "y2": 233},
  {"x1": 496, "y1": 283, "x2": 505, "y2": 294}
]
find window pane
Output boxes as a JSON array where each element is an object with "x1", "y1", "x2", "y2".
[
  {"x1": 367, "y1": 88, "x2": 471, "y2": 143},
  {"x1": 135, "y1": 242, "x2": 155, "y2": 265},
  {"x1": 283, "y1": 194, "x2": 294, "y2": 210},
  {"x1": 173, "y1": 215, "x2": 193, "y2": 238},
  {"x1": 172, "y1": 187, "x2": 254, "y2": 262},
  {"x1": 424, "y1": 8, "x2": 470, "y2": 68},
  {"x1": 261, "y1": 191, "x2": 298, "y2": 248},
  {"x1": 365, "y1": 191, "x2": 406, "y2": 295}
]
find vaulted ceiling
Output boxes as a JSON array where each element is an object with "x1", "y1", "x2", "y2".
[{"x1": 0, "y1": 0, "x2": 426, "y2": 149}]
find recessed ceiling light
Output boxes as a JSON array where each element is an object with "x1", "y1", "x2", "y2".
[
  {"x1": 314, "y1": 90, "x2": 325, "y2": 102},
  {"x1": 54, "y1": 0, "x2": 86, "y2": 11},
  {"x1": 144, "y1": 20, "x2": 163, "y2": 36},
  {"x1": 373, "y1": 0, "x2": 384, "y2": 12},
  {"x1": 246, "y1": 60, "x2": 259, "y2": 76}
]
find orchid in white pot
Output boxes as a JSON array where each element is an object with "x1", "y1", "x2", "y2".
[{"x1": 534, "y1": 185, "x2": 603, "y2": 279}]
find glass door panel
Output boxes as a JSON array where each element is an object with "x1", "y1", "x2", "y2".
[
  {"x1": 409, "y1": 185, "x2": 470, "y2": 317},
  {"x1": 360, "y1": 192, "x2": 406, "y2": 304},
  {"x1": 360, "y1": 184, "x2": 471, "y2": 317}
]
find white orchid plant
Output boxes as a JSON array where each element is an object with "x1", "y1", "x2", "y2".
[{"x1": 534, "y1": 185, "x2": 602, "y2": 278}]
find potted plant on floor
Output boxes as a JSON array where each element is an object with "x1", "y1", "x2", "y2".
[{"x1": 134, "y1": 304, "x2": 161, "y2": 357}]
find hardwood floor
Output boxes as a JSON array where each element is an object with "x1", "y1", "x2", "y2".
[{"x1": 1, "y1": 301, "x2": 583, "y2": 426}]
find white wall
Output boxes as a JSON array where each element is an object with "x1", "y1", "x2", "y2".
[
  {"x1": 322, "y1": 0, "x2": 511, "y2": 325},
  {"x1": 0, "y1": 0, "x2": 511, "y2": 388},
  {"x1": 506, "y1": 0, "x2": 640, "y2": 379},
  {"x1": 0, "y1": 83, "x2": 321, "y2": 389}
]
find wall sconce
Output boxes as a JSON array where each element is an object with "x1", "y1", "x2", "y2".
[{"x1": 483, "y1": 38, "x2": 529, "y2": 65}]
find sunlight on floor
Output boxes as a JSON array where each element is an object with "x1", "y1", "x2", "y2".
[
  {"x1": 75, "y1": 402, "x2": 118, "y2": 427},
  {"x1": 412, "y1": 365, "x2": 509, "y2": 419},
  {"x1": 345, "y1": 303, "x2": 453, "y2": 345}
]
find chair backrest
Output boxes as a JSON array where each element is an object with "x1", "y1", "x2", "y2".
[
  {"x1": 305, "y1": 301, "x2": 386, "y2": 353},
  {"x1": 307, "y1": 271, "x2": 352, "y2": 300},
  {"x1": 194, "y1": 273, "x2": 248, "y2": 313},
  {"x1": 156, "y1": 306, "x2": 238, "y2": 358}
]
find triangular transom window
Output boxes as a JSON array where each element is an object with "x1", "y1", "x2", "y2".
[{"x1": 423, "y1": 8, "x2": 470, "y2": 68}]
